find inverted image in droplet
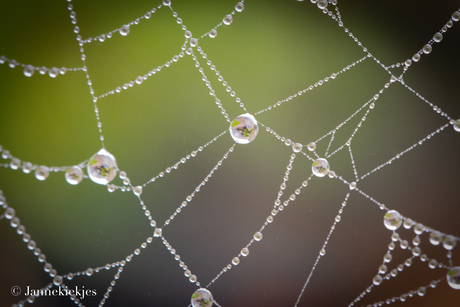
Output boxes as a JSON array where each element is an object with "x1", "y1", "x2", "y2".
[
  {"x1": 191, "y1": 288, "x2": 213, "y2": 307},
  {"x1": 230, "y1": 113, "x2": 258, "y2": 144},
  {"x1": 87, "y1": 148, "x2": 118, "y2": 185}
]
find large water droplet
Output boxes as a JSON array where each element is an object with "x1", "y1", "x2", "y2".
[
  {"x1": 312, "y1": 158, "x2": 329, "y2": 177},
  {"x1": 191, "y1": 288, "x2": 213, "y2": 307},
  {"x1": 383, "y1": 210, "x2": 402, "y2": 230},
  {"x1": 453, "y1": 119, "x2": 460, "y2": 132},
  {"x1": 230, "y1": 113, "x2": 258, "y2": 144},
  {"x1": 447, "y1": 267, "x2": 460, "y2": 289},
  {"x1": 87, "y1": 149, "x2": 118, "y2": 185}
]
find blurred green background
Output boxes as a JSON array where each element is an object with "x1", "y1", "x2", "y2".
[{"x1": 1, "y1": 0, "x2": 460, "y2": 306}]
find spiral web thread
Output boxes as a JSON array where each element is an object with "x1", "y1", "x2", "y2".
[{"x1": 1, "y1": 0, "x2": 460, "y2": 306}]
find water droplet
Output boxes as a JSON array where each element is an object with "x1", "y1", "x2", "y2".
[
  {"x1": 452, "y1": 11, "x2": 460, "y2": 22},
  {"x1": 429, "y1": 232, "x2": 443, "y2": 245},
  {"x1": 433, "y1": 32, "x2": 443, "y2": 43},
  {"x1": 232, "y1": 257, "x2": 240, "y2": 265},
  {"x1": 5, "y1": 207, "x2": 15, "y2": 219},
  {"x1": 349, "y1": 182, "x2": 356, "y2": 190},
  {"x1": 447, "y1": 267, "x2": 460, "y2": 289},
  {"x1": 453, "y1": 119, "x2": 460, "y2": 132},
  {"x1": 133, "y1": 186, "x2": 143, "y2": 196},
  {"x1": 412, "y1": 53, "x2": 421, "y2": 62},
  {"x1": 209, "y1": 29, "x2": 217, "y2": 38},
  {"x1": 10, "y1": 158, "x2": 20, "y2": 170},
  {"x1": 49, "y1": 67, "x2": 59, "y2": 78},
  {"x1": 191, "y1": 288, "x2": 213, "y2": 307},
  {"x1": 417, "y1": 287, "x2": 426, "y2": 296},
  {"x1": 414, "y1": 223, "x2": 424, "y2": 235},
  {"x1": 35, "y1": 166, "x2": 49, "y2": 181},
  {"x1": 86, "y1": 268, "x2": 94, "y2": 276},
  {"x1": 154, "y1": 228, "x2": 162, "y2": 237},
  {"x1": 87, "y1": 148, "x2": 118, "y2": 185},
  {"x1": 163, "y1": 0, "x2": 171, "y2": 6},
  {"x1": 99, "y1": 34, "x2": 106, "y2": 42},
  {"x1": 307, "y1": 142, "x2": 316, "y2": 151},
  {"x1": 443, "y1": 235, "x2": 457, "y2": 250},
  {"x1": 253, "y1": 232, "x2": 263, "y2": 241},
  {"x1": 428, "y1": 259, "x2": 438, "y2": 269},
  {"x1": 65, "y1": 166, "x2": 83, "y2": 185},
  {"x1": 373, "y1": 275, "x2": 383, "y2": 286},
  {"x1": 379, "y1": 264, "x2": 387, "y2": 274},
  {"x1": 403, "y1": 218, "x2": 414, "y2": 229},
  {"x1": 312, "y1": 158, "x2": 330, "y2": 177},
  {"x1": 241, "y1": 248, "x2": 249, "y2": 257},
  {"x1": 317, "y1": 0, "x2": 328, "y2": 9},
  {"x1": 223, "y1": 15, "x2": 233, "y2": 26},
  {"x1": 53, "y1": 275, "x2": 63, "y2": 286},
  {"x1": 190, "y1": 38, "x2": 198, "y2": 47},
  {"x1": 120, "y1": 25, "x2": 130, "y2": 36},
  {"x1": 23, "y1": 65, "x2": 35, "y2": 77},
  {"x1": 292, "y1": 143, "x2": 302, "y2": 153},
  {"x1": 235, "y1": 2, "x2": 244, "y2": 12},
  {"x1": 230, "y1": 113, "x2": 258, "y2": 144},
  {"x1": 383, "y1": 210, "x2": 402, "y2": 230},
  {"x1": 185, "y1": 30, "x2": 192, "y2": 39},
  {"x1": 189, "y1": 275, "x2": 197, "y2": 283},
  {"x1": 422, "y1": 44, "x2": 432, "y2": 54}
]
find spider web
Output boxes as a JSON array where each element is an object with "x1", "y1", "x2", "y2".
[{"x1": 1, "y1": 0, "x2": 460, "y2": 306}]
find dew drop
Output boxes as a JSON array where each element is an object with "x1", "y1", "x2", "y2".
[
  {"x1": 23, "y1": 65, "x2": 35, "y2": 77},
  {"x1": 383, "y1": 210, "x2": 402, "y2": 230},
  {"x1": 317, "y1": 0, "x2": 328, "y2": 9},
  {"x1": 312, "y1": 158, "x2": 330, "y2": 177},
  {"x1": 443, "y1": 235, "x2": 457, "y2": 250},
  {"x1": 453, "y1": 119, "x2": 460, "y2": 132},
  {"x1": 65, "y1": 166, "x2": 83, "y2": 185},
  {"x1": 191, "y1": 288, "x2": 213, "y2": 307},
  {"x1": 209, "y1": 29, "x2": 217, "y2": 38},
  {"x1": 87, "y1": 148, "x2": 118, "y2": 185},
  {"x1": 35, "y1": 166, "x2": 49, "y2": 181},
  {"x1": 447, "y1": 267, "x2": 460, "y2": 289},
  {"x1": 230, "y1": 113, "x2": 258, "y2": 144},
  {"x1": 433, "y1": 32, "x2": 443, "y2": 43},
  {"x1": 223, "y1": 15, "x2": 233, "y2": 26},
  {"x1": 253, "y1": 232, "x2": 263, "y2": 241},
  {"x1": 292, "y1": 143, "x2": 302, "y2": 153},
  {"x1": 119, "y1": 25, "x2": 130, "y2": 36},
  {"x1": 235, "y1": 2, "x2": 244, "y2": 12},
  {"x1": 49, "y1": 67, "x2": 59, "y2": 78},
  {"x1": 422, "y1": 44, "x2": 432, "y2": 54}
]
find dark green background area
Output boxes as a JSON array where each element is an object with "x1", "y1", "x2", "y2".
[{"x1": 1, "y1": 0, "x2": 460, "y2": 306}]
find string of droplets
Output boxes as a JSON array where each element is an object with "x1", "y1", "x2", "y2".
[
  {"x1": 0, "y1": 56, "x2": 83, "y2": 77},
  {"x1": 206, "y1": 153, "x2": 313, "y2": 288}
]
